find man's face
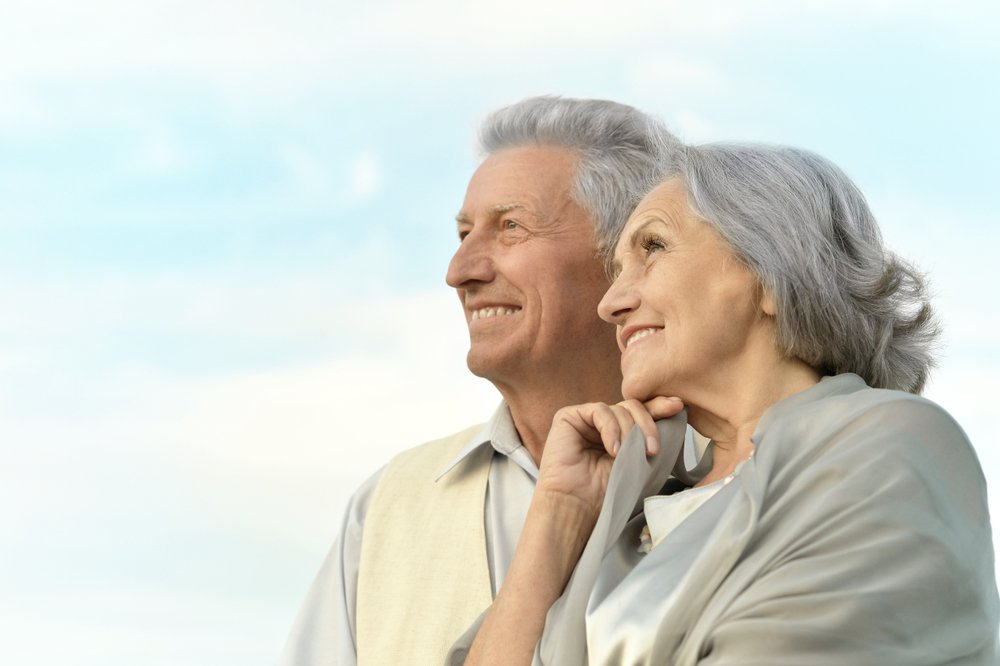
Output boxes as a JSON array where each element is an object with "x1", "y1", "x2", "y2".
[{"x1": 446, "y1": 145, "x2": 616, "y2": 387}]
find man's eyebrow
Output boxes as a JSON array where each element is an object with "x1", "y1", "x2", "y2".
[
  {"x1": 492, "y1": 202, "x2": 533, "y2": 215},
  {"x1": 455, "y1": 202, "x2": 538, "y2": 225}
]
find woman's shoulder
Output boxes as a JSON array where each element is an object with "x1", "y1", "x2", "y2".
[
  {"x1": 767, "y1": 373, "x2": 970, "y2": 454},
  {"x1": 789, "y1": 372, "x2": 946, "y2": 411},
  {"x1": 757, "y1": 374, "x2": 988, "y2": 520}
]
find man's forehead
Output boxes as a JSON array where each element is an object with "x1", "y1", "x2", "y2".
[{"x1": 460, "y1": 146, "x2": 577, "y2": 207}]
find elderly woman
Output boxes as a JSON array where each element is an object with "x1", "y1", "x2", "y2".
[{"x1": 454, "y1": 144, "x2": 999, "y2": 664}]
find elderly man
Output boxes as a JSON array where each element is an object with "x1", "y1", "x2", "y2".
[{"x1": 281, "y1": 96, "x2": 682, "y2": 665}]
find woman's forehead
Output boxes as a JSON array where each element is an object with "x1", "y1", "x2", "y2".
[
  {"x1": 630, "y1": 178, "x2": 689, "y2": 222},
  {"x1": 613, "y1": 181, "x2": 689, "y2": 253}
]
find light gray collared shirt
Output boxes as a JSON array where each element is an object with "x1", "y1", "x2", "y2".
[{"x1": 279, "y1": 403, "x2": 538, "y2": 666}]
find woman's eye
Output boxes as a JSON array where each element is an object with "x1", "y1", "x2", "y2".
[{"x1": 640, "y1": 235, "x2": 666, "y2": 256}]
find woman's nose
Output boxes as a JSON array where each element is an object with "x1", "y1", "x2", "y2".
[{"x1": 598, "y1": 271, "x2": 639, "y2": 324}]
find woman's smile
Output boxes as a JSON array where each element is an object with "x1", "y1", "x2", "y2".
[{"x1": 621, "y1": 326, "x2": 662, "y2": 352}]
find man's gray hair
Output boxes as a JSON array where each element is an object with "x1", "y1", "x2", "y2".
[
  {"x1": 669, "y1": 143, "x2": 938, "y2": 393},
  {"x1": 479, "y1": 96, "x2": 682, "y2": 257}
]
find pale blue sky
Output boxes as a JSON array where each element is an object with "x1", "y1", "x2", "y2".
[{"x1": 1, "y1": 1, "x2": 998, "y2": 663}]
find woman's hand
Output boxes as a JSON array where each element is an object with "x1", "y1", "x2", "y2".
[
  {"x1": 464, "y1": 396, "x2": 684, "y2": 666},
  {"x1": 536, "y1": 396, "x2": 684, "y2": 519}
]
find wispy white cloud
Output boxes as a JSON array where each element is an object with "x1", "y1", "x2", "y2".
[
  {"x1": 126, "y1": 126, "x2": 189, "y2": 175},
  {"x1": 628, "y1": 56, "x2": 725, "y2": 94},
  {"x1": 672, "y1": 111, "x2": 721, "y2": 143},
  {"x1": 0, "y1": 242, "x2": 412, "y2": 363},
  {"x1": 348, "y1": 151, "x2": 380, "y2": 202},
  {"x1": 0, "y1": 584, "x2": 291, "y2": 663},
  {"x1": 275, "y1": 145, "x2": 381, "y2": 209},
  {"x1": 279, "y1": 143, "x2": 333, "y2": 197},
  {"x1": 2, "y1": 0, "x2": 994, "y2": 98}
]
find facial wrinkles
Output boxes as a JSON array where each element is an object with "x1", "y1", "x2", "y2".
[
  {"x1": 455, "y1": 203, "x2": 527, "y2": 234},
  {"x1": 611, "y1": 215, "x2": 676, "y2": 280},
  {"x1": 546, "y1": 187, "x2": 589, "y2": 233},
  {"x1": 458, "y1": 149, "x2": 586, "y2": 244},
  {"x1": 452, "y1": 207, "x2": 561, "y2": 318},
  {"x1": 487, "y1": 202, "x2": 544, "y2": 230},
  {"x1": 517, "y1": 203, "x2": 592, "y2": 246},
  {"x1": 504, "y1": 170, "x2": 589, "y2": 243},
  {"x1": 458, "y1": 204, "x2": 572, "y2": 249}
]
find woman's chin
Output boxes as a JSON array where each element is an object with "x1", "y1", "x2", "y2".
[
  {"x1": 622, "y1": 374, "x2": 678, "y2": 404},
  {"x1": 621, "y1": 378, "x2": 654, "y2": 403}
]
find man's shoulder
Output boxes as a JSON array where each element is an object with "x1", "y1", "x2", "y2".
[
  {"x1": 362, "y1": 421, "x2": 493, "y2": 543},
  {"x1": 372, "y1": 422, "x2": 489, "y2": 490},
  {"x1": 388, "y1": 422, "x2": 487, "y2": 467}
]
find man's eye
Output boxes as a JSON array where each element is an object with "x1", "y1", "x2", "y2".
[{"x1": 503, "y1": 220, "x2": 519, "y2": 231}]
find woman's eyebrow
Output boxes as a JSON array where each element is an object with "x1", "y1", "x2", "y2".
[
  {"x1": 622, "y1": 218, "x2": 663, "y2": 254},
  {"x1": 609, "y1": 219, "x2": 655, "y2": 277},
  {"x1": 609, "y1": 216, "x2": 676, "y2": 278},
  {"x1": 625, "y1": 218, "x2": 662, "y2": 246}
]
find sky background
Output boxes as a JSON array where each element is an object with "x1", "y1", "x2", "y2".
[{"x1": 1, "y1": 1, "x2": 998, "y2": 663}]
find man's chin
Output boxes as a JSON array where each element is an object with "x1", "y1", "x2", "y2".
[{"x1": 465, "y1": 350, "x2": 519, "y2": 383}]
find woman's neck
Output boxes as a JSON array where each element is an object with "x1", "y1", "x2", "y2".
[{"x1": 686, "y1": 357, "x2": 821, "y2": 486}]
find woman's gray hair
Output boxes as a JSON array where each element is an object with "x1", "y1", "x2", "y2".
[
  {"x1": 479, "y1": 96, "x2": 682, "y2": 257},
  {"x1": 669, "y1": 143, "x2": 939, "y2": 393}
]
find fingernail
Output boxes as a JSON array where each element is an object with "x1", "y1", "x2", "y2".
[
  {"x1": 646, "y1": 435, "x2": 659, "y2": 455},
  {"x1": 612, "y1": 440, "x2": 620, "y2": 455}
]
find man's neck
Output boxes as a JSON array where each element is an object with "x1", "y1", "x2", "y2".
[{"x1": 498, "y1": 380, "x2": 623, "y2": 467}]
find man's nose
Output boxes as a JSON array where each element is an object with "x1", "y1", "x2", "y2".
[{"x1": 445, "y1": 230, "x2": 495, "y2": 288}]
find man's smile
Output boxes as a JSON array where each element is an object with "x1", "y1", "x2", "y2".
[{"x1": 470, "y1": 306, "x2": 522, "y2": 321}]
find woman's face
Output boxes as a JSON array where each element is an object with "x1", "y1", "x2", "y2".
[{"x1": 598, "y1": 179, "x2": 772, "y2": 402}]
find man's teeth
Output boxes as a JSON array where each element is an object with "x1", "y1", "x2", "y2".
[
  {"x1": 626, "y1": 328, "x2": 658, "y2": 347},
  {"x1": 471, "y1": 307, "x2": 520, "y2": 321}
]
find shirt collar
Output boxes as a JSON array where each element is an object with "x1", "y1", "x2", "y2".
[{"x1": 435, "y1": 402, "x2": 532, "y2": 481}]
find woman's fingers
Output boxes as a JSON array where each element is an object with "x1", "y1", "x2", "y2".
[
  {"x1": 616, "y1": 399, "x2": 663, "y2": 456},
  {"x1": 644, "y1": 396, "x2": 684, "y2": 419},
  {"x1": 592, "y1": 398, "x2": 684, "y2": 457},
  {"x1": 538, "y1": 397, "x2": 687, "y2": 512},
  {"x1": 589, "y1": 403, "x2": 626, "y2": 456},
  {"x1": 550, "y1": 396, "x2": 686, "y2": 462}
]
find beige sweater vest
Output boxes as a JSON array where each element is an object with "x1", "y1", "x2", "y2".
[{"x1": 356, "y1": 425, "x2": 494, "y2": 665}]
